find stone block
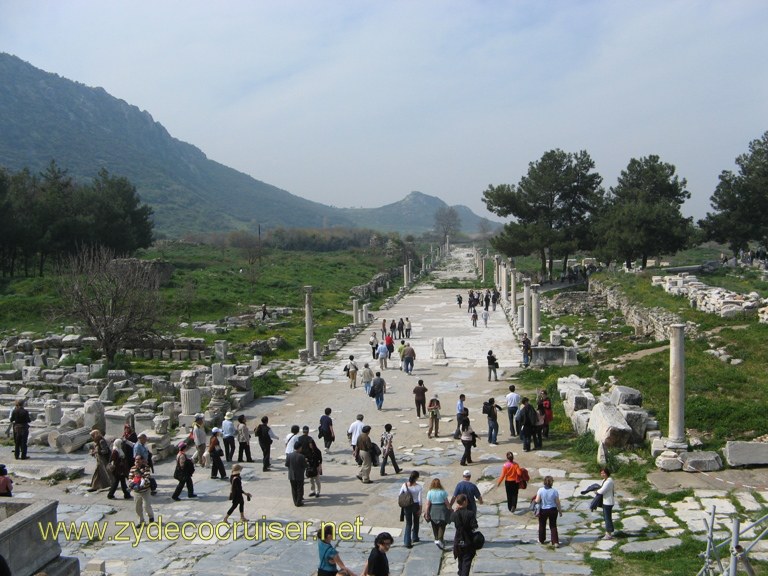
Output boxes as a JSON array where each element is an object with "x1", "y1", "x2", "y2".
[
  {"x1": 680, "y1": 451, "x2": 723, "y2": 472},
  {"x1": 571, "y1": 410, "x2": 591, "y2": 435},
  {"x1": 656, "y1": 450, "x2": 683, "y2": 471},
  {"x1": 587, "y1": 403, "x2": 632, "y2": 448},
  {"x1": 609, "y1": 385, "x2": 642, "y2": 406},
  {"x1": 724, "y1": 441, "x2": 768, "y2": 467},
  {"x1": 617, "y1": 406, "x2": 648, "y2": 444}
]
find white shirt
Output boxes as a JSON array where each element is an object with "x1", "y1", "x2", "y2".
[
  {"x1": 285, "y1": 432, "x2": 298, "y2": 455},
  {"x1": 348, "y1": 420, "x2": 365, "y2": 446},
  {"x1": 505, "y1": 392, "x2": 521, "y2": 408},
  {"x1": 399, "y1": 482, "x2": 422, "y2": 505},
  {"x1": 597, "y1": 477, "x2": 615, "y2": 506}
]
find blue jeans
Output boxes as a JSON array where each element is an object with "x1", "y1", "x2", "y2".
[
  {"x1": 507, "y1": 407, "x2": 518, "y2": 436},
  {"x1": 403, "y1": 503, "x2": 420, "y2": 546},
  {"x1": 487, "y1": 419, "x2": 498, "y2": 444},
  {"x1": 521, "y1": 425, "x2": 532, "y2": 451},
  {"x1": 403, "y1": 357, "x2": 414, "y2": 374},
  {"x1": 375, "y1": 393, "x2": 384, "y2": 410},
  {"x1": 364, "y1": 380, "x2": 372, "y2": 396},
  {"x1": 603, "y1": 504, "x2": 614, "y2": 533}
]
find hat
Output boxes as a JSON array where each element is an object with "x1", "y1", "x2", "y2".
[
  {"x1": 463, "y1": 470, "x2": 471, "y2": 477},
  {"x1": 225, "y1": 411, "x2": 234, "y2": 419},
  {"x1": 212, "y1": 427, "x2": 221, "y2": 434}
]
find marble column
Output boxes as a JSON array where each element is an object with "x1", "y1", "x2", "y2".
[
  {"x1": 523, "y1": 279, "x2": 532, "y2": 337},
  {"x1": 531, "y1": 284, "x2": 540, "y2": 344},
  {"x1": 481, "y1": 257, "x2": 486, "y2": 283},
  {"x1": 305, "y1": 286, "x2": 314, "y2": 358},
  {"x1": 403, "y1": 264, "x2": 409, "y2": 288},
  {"x1": 408, "y1": 259, "x2": 413, "y2": 284},
  {"x1": 510, "y1": 266, "x2": 517, "y2": 311},
  {"x1": 668, "y1": 324, "x2": 686, "y2": 445},
  {"x1": 501, "y1": 262, "x2": 508, "y2": 303},
  {"x1": 517, "y1": 305, "x2": 525, "y2": 328},
  {"x1": 45, "y1": 399, "x2": 62, "y2": 425},
  {"x1": 352, "y1": 298, "x2": 359, "y2": 326},
  {"x1": 181, "y1": 387, "x2": 202, "y2": 416},
  {"x1": 494, "y1": 255, "x2": 500, "y2": 286}
]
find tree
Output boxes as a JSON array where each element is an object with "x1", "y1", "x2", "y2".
[
  {"x1": 699, "y1": 131, "x2": 768, "y2": 254},
  {"x1": 597, "y1": 155, "x2": 692, "y2": 268},
  {"x1": 483, "y1": 149, "x2": 604, "y2": 277},
  {"x1": 433, "y1": 206, "x2": 461, "y2": 241},
  {"x1": 57, "y1": 245, "x2": 163, "y2": 364}
]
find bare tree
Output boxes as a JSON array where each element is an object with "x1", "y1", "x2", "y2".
[
  {"x1": 433, "y1": 206, "x2": 461, "y2": 240},
  {"x1": 57, "y1": 245, "x2": 163, "y2": 364}
]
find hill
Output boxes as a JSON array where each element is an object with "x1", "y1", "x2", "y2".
[{"x1": 0, "y1": 53, "x2": 499, "y2": 238}]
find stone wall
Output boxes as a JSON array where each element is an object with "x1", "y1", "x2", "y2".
[{"x1": 589, "y1": 280, "x2": 698, "y2": 340}]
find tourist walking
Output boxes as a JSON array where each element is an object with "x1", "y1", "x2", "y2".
[
  {"x1": 486, "y1": 350, "x2": 499, "y2": 381},
  {"x1": 222, "y1": 411, "x2": 236, "y2": 462},
  {"x1": 381, "y1": 319, "x2": 387, "y2": 340},
  {"x1": 317, "y1": 524, "x2": 357, "y2": 576},
  {"x1": 389, "y1": 319, "x2": 397, "y2": 336},
  {"x1": 401, "y1": 342, "x2": 416, "y2": 375},
  {"x1": 518, "y1": 397, "x2": 538, "y2": 452},
  {"x1": 254, "y1": 416, "x2": 277, "y2": 470},
  {"x1": 451, "y1": 494, "x2": 478, "y2": 576},
  {"x1": 505, "y1": 385, "x2": 521, "y2": 436},
  {"x1": 376, "y1": 340, "x2": 389, "y2": 370},
  {"x1": 224, "y1": 463, "x2": 251, "y2": 523},
  {"x1": 347, "y1": 414, "x2": 365, "y2": 455},
  {"x1": 405, "y1": 317, "x2": 412, "y2": 338},
  {"x1": 129, "y1": 455, "x2": 154, "y2": 524},
  {"x1": 481, "y1": 309, "x2": 489, "y2": 327},
  {"x1": 538, "y1": 390, "x2": 554, "y2": 438},
  {"x1": 371, "y1": 372, "x2": 387, "y2": 410},
  {"x1": 535, "y1": 475, "x2": 563, "y2": 547},
  {"x1": 471, "y1": 310, "x2": 478, "y2": 327},
  {"x1": 521, "y1": 333, "x2": 532, "y2": 367},
  {"x1": 427, "y1": 395, "x2": 441, "y2": 438},
  {"x1": 450, "y1": 470, "x2": 483, "y2": 513},
  {"x1": 397, "y1": 340, "x2": 406, "y2": 370},
  {"x1": 459, "y1": 411, "x2": 475, "y2": 466},
  {"x1": 236, "y1": 414, "x2": 255, "y2": 463},
  {"x1": 456, "y1": 294, "x2": 463, "y2": 308},
  {"x1": 453, "y1": 394, "x2": 466, "y2": 439},
  {"x1": 596, "y1": 468, "x2": 615, "y2": 539},
  {"x1": 379, "y1": 423, "x2": 402, "y2": 475},
  {"x1": 361, "y1": 532, "x2": 394, "y2": 576},
  {"x1": 208, "y1": 428, "x2": 227, "y2": 479},
  {"x1": 533, "y1": 405, "x2": 546, "y2": 449},
  {"x1": 496, "y1": 452, "x2": 525, "y2": 512},
  {"x1": 286, "y1": 440, "x2": 307, "y2": 506},
  {"x1": 171, "y1": 442, "x2": 197, "y2": 501},
  {"x1": 385, "y1": 332, "x2": 395, "y2": 360},
  {"x1": 413, "y1": 380, "x2": 428, "y2": 418},
  {"x1": 484, "y1": 397, "x2": 502, "y2": 445},
  {"x1": 397, "y1": 318, "x2": 405, "y2": 339},
  {"x1": 318, "y1": 408, "x2": 335, "y2": 454},
  {"x1": 306, "y1": 439, "x2": 323, "y2": 498},
  {"x1": 345, "y1": 355, "x2": 359, "y2": 388},
  {"x1": 107, "y1": 438, "x2": 132, "y2": 500},
  {"x1": 285, "y1": 424, "x2": 301, "y2": 459},
  {"x1": 399, "y1": 471, "x2": 422, "y2": 548},
  {"x1": 424, "y1": 478, "x2": 451, "y2": 549},
  {"x1": 361, "y1": 363, "x2": 375, "y2": 396},
  {"x1": 369, "y1": 332, "x2": 379, "y2": 359},
  {"x1": 355, "y1": 425, "x2": 374, "y2": 483},
  {"x1": 192, "y1": 414, "x2": 207, "y2": 467},
  {"x1": 88, "y1": 430, "x2": 112, "y2": 491},
  {"x1": 10, "y1": 399, "x2": 30, "y2": 460}
]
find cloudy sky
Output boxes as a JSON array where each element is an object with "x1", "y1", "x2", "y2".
[{"x1": 2, "y1": 1, "x2": 766, "y2": 221}]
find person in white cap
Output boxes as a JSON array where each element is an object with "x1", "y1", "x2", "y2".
[
  {"x1": 208, "y1": 428, "x2": 227, "y2": 480},
  {"x1": 450, "y1": 470, "x2": 483, "y2": 513},
  {"x1": 222, "y1": 411, "x2": 236, "y2": 462}
]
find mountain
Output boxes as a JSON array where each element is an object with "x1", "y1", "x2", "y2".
[{"x1": 0, "y1": 53, "x2": 499, "y2": 238}]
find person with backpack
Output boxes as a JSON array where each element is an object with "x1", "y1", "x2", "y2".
[
  {"x1": 317, "y1": 524, "x2": 356, "y2": 576},
  {"x1": 483, "y1": 398, "x2": 502, "y2": 445},
  {"x1": 254, "y1": 416, "x2": 277, "y2": 471},
  {"x1": 518, "y1": 397, "x2": 538, "y2": 452},
  {"x1": 496, "y1": 452, "x2": 527, "y2": 513},
  {"x1": 370, "y1": 372, "x2": 387, "y2": 411},
  {"x1": 379, "y1": 423, "x2": 402, "y2": 475},
  {"x1": 171, "y1": 442, "x2": 198, "y2": 501},
  {"x1": 398, "y1": 471, "x2": 422, "y2": 548},
  {"x1": 318, "y1": 408, "x2": 335, "y2": 454},
  {"x1": 345, "y1": 355, "x2": 358, "y2": 389},
  {"x1": 451, "y1": 494, "x2": 478, "y2": 576}
]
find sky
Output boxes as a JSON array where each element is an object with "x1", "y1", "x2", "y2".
[{"x1": 2, "y1": 1, "x2": 767, "y2": 222}]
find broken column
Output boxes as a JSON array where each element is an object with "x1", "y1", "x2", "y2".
[
  {"x1": 45, "y1": 399, "x2": 62, "y2": 425},
  {"x1": 56, "y1": 426, "x2": 91, "y2": 453},
  {"x1": 83, "y1": 399, "x2": 105, "y2": 434},
  {"x1": 214, "y1": 340, "x2": 228, "y2": 362},
  {"x1": 179, "y1": 372, "x2": 202, "y2": 428}
]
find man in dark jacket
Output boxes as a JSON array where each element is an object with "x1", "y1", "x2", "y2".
[
  {"x1": 518, "y1": 397, "x2": 538, "y2": 452},
  {"x1": 451, "y1": 494, "x2": 478, "y2": 576},
  {"x1": 286, "y1": 441, "x2": 307, "y2": 506},
  {"x1": 10, "y1": 399, "x2": 31, "y2": 460}
]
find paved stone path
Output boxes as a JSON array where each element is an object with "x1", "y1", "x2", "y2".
[{"x1": 6, "y1": 249, "x2": 768, "y2": 575}]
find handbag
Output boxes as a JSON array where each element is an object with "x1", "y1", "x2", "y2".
[
  {"x1": 531, "y1": 499, "x2": 541, "y2": 517},
  {"x1": 107, "y1": 461, "x2": 116, "y2": 474},
  {"x1": 472, "y1": 531, "x2": 485, "y2": 550},
  {"x1": 398, "y1": 484, "x2": 414, "y2": 508},
  {"x1": 306, "y1": 465, "x2": 318, "y2": 478}
]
